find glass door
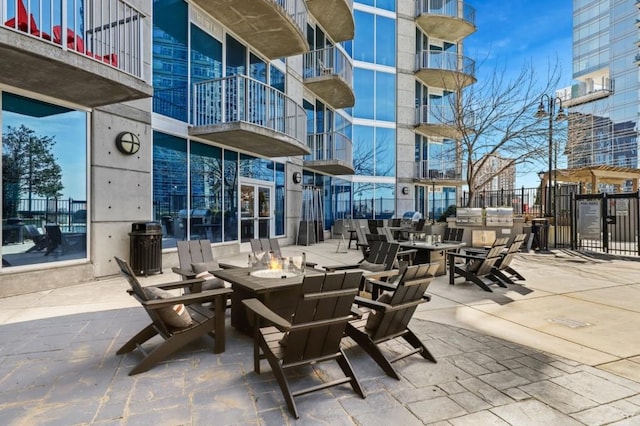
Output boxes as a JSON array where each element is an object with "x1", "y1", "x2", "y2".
[{"x1": 240, "y1": 183, "x2": 273, "y2": 242}]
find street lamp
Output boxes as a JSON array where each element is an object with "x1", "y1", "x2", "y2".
[
  {"x1": 534, "y1": 94, "x2": 566, "y2": 218},
  {"x1": 431, "y1": 179, "x2": 436, "y2": 224}
]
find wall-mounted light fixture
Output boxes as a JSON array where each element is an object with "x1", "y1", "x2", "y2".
[
  {"x1": 115, "y1": 132, "x2": 141, "y2": 155},
  {"x1": 292, "y1": 171, "x2": 302, "y2": 184},
  {"x1": 401, "y1": 186, "x2": 410, "y2": 195}
]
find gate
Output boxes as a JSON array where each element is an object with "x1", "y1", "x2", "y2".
[{"x1": 571, "y1": 192, "x2": 640, "y2": 256}]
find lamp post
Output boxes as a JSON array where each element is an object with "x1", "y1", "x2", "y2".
[
  {"x1": 534, "y1": 95, "x2": 566, "y2": 218},
  {"x1": 431, "y1": 179, "x2": 436, "y2": 224}
]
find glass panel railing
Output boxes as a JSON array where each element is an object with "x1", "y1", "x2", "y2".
[
  {"x1": 415, "y1": 50, "x2": 475, "y2": 76},
  {"x1": 415, "y1": 0, "x2": 475, "y2": 26},
  {"x1": 303, "y1": 46, "x2": 353, "y2": 85}
]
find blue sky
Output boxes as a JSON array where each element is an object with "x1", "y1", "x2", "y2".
[{"x1": 463, "y1": 0, "x2": 574, "y2": 187}]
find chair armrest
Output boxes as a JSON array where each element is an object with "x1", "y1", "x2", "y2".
[
  {"x1": 142, "y1": 287, "x2": 232, "y2": 308},
  {"x1": 172, "y1": 266, "x2": 196, "y2": 279},
  {"x1": 447, "y1": 252, "x2": 487, "y2": 261},
  {"x1": 150, "y1": 278, "x2": 205, "y2": 291},
  {"x1": 352, "y1": 295, "x2": 390, "y2": 311},
  {"x1": 364, "y1": 268, "x2": 399, "y2": 281},
  {"x1": 398, "y1": 248, "x2": 417, "y2": 256},
  {"x1": 218, "y1": 262, "x2": 242, "y2": 269},
  {"x1": 323, "y1": 263, "x2": 361, "y2": 272},
  {"x1": 242, "y1": 298, "x2": 291, "y2": 330},
  {"x1": 366, "y1": 278, "x2": 398, "y2": 293}
]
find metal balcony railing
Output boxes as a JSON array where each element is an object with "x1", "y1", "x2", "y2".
[
  {"x1": 415, "y1": 104, "x2": 456, "y2": 126},
  {"x1": 192, "y1": 75, "x2": 306, "y2": 144},
  {"x1": 273, "y1": 0, "x2": 306, "y2": 37},
  {"x1": 2, "y1": 0, "x2": 145, "y2": 78},
  {"x1": 414, "y1": 161, "x2": 462, "y2": 180},
  {"x1": 416, "y1": 50, "x2": 475, "y2": 76},
  {"x1": 305, "y1": 132, "x2": 353, "y2": 164},
  {"x1": 303, "y1": 46, "x2": 353, "y2": 84},
  {"x1": 415, "y1": 0, "x2": 475, "y2": 25}
]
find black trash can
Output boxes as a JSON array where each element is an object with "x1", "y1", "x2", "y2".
[
  {"x1": 129, "y1": 221, "x2": 162, "y2": 276},
  {"x1": 531, "y1": 218, "x2": 550, "y2": 252}
]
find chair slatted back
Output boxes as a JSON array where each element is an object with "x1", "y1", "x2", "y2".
[
  {"x1": 251, "y1": 238, "x2": 283, "y2": 258},
  {"x1": 282, "y1": 271, "x2": 362, "y2": 365},
  {"x1": 177, "y1": 239, "x2": 214, "y2": 270},
  {"x1": 377, "y1": 227, "x2": 395, "y2": 242},
  {"x1": 414, "y1": 219, "x2": 426, "y2": 231},
  {"x1": 365, "y1": 241, "x2": 400, "y2": 270},
  {"x1": 371, "y1": 264, "x2": 436, "y2": 341},
  {"x1": 249, "y1": 239, "x2": 262, "y2": 255},
  {"x1": 474, "y1": 243, "x2": 508, "y2": 276},
  {"x1": 497, "y1": 234, "x2": 525, "y2": 270}
]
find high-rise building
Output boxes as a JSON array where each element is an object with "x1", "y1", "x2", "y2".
[
  {"x1": 0, "y1": 0, "x2": 477, "y2": 294},
  {"x1": 558, "y1": 0, "x2": 637, "y2": 172}
]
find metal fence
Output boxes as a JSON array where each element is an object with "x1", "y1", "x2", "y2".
[
  {"x1": 3, "y1": 197, "x2": 86, "y2": 230},
  {"x1": 458, "y1": 187, "x2": 541, "y2": 216}
]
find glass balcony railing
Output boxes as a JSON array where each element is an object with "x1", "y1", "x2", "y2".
[
  {"x1": 415, "y1": 104, "x2": 456, "y2": 126},
  {"x1": 192, "y1": 75, "x2": 306, "y2": 144},
  {"x1": 414, "y1": 161, "x2": 462, "y2": 181},
  {"x1": 2, "y1": 0, "x2": 145, "y2": 78},
  {"x1": 415, "y1": 50, "x2": 475, "y2": 76},
  {"x1": 305, "y1": 132, "x2": 353, "y2": 165}
]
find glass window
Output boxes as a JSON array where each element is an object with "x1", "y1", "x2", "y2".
[
  {"x1": 152, "y1": 0, "x2": 188, "y2": 121},
  {"x1": 190, "y1": 142, "x2": 222, "y2": 242},
  {"x1": 353, "y1": 182, "x2": 374, "y2": 219},
  {"x1": 270, "y1": 66, "x2": 285, "y2": 93},
  {"x1": 376, "y1": 0, "x2": 395, "y2": 11},
  {"x1": 353, "y1": 10, "x2": 374, "y2": 63},
  {"x1": 375, "y1": 183, "x2": 395, "y2": 219},
  {"x1": 153, "y1": 131, "x2": 187, "y2": 247},
  {"x1": 249, "y1": 53, "x2": 267, "y2": 83},
  {"x1": 223, "y1": 150, "x2": 238, "y2": 241},
  {"x1": 190, "y1": 25, "x2": 222, "y2": 84},
  {"x1": 375, "y1": 127, "x2": 395, "y2": 176},
  {"x1": 375, "y1": 15, "x2": 395, "y2": 66},
  {"x1": 353, "y1": 125, "x2": 374, "y2": 175},
  {"x1": 275, "y1": 163, "x2": 285, "y2": 235},
  {"x1": 2, "y1": 93, "x2": 88, "y2": 268},
  {"x1": 354, "y1": 68, "x2": 374, "y2": 119},
  {"x1": 375, "y1": 71, "x2": 395, "y2": 122},
  {"x1": 239, "y1": 154, "x2": 274, "y2": 181},
  {"x1": 226, "y1": 34, "x2": 246, "y2": 76}
]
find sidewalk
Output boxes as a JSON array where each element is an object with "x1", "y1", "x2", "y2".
[{"x1": 0, "y1": 240, "x2": 639, "y2": 424}]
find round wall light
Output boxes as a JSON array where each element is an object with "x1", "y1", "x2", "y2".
[
  {"x1": 115, "y1": 132, "x2": 141, "y2": 155},
  {"x1": 402, "y1": 186, "x2": 410, "y2": 195},
  {"x1": 292, "y1": 171, "x2": 302, "y2": 184}
]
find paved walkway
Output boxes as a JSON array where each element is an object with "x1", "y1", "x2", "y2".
[{"x1": 1, "y1": 240, "x2": 639, "y2": 425}]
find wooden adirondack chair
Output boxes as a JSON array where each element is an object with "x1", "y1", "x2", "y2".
[
  {"x1": 447, "y1": 238, "x2": 509, "y2": 292},
  {"x1": 346, "y1": 263, "x2": 438, "y2": 379},
  {"x1": 242, "y1": 271, "x2": 365, "y2": 419},
  {"x1": 114, "y1": 256, "x2": 232, "y2": 375},
  {"x1": 490, "y1": 234, "x2": 527, "y2": 286},
  {"x1": 173, "y1": 239, "x2": 237, "y2": 280},
  {"x1": 249, "y1": 238, "x2": 318, "y2": 269}
]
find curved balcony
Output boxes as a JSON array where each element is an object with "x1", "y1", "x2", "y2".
[
  {"x1": 415, "y1": 0, "x2": 476, "y2": 41},
  {"x1": 307, "y1": 0, "x2": 354, "y2": 42},
  {"x1": 415, "y1": 105, "x2": 461, "y2": 139},
  {"x1": 304, "y1": 132, "x2": 354, "y2": 175},
  {"x1": 194, "y1": 0, "x2": 308, "y2": 59},
  {"x1": 303, "y1": 47, "x2": 354, "y2": 109},
  {"x1": 415, "y1": 50, "x2": 476, "y2": 90},
  {"x1": 191, "y1": 75, "x2": 309, "y2": 157},
  {"x1": 0, "y1": 0, "x2": 151, "y2": 107}
]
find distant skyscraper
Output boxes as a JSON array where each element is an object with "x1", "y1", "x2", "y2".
[{"x1": 558, "y1": 0, "x2": 637, "y2": 170}]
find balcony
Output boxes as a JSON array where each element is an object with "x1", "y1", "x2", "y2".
[
  {"x1": 0, "y1": 0, "x2": 151, "y2": 107},
  {"x1": 304, "y1": 132, "x2": 354, "y2": 175},
  {"x1": 194, "y1": 0, "x2": 308, "y2": 59},
  {"x1": 307, "y1": 0, "x2": 354, "y2": 43},
  {"x1": 415, "y1": 0, "x2": 476, "y2": 41},
  {"x1": 303, "y1": 46, "x2": 354, "y2": 109},
  {"x1": 414, "y1": 161, "x2": 463, "y2": 184},
  {"x1": 415, "y1": 104, "x2": 461, "y2": 139},
  {"x1": 191, "y1": 75, "x2": 309, "y2": 158},
  {"x1": 415, "y1": 50, "x2": 475, "y2": 90},
  {"x1": 555, "y1": 77, "x2": 614, "y2": 108}
]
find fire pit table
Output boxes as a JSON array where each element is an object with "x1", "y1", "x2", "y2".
[{"x1": 213, "y1": 266, "x2": 322, "y2": 332}]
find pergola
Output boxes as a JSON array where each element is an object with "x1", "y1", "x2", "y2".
[{"x1": 540, "y1": 165, "x2": 640, "y2": 195}]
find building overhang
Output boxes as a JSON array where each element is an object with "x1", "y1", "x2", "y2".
[
  {"x1": 415, "y1": 68, "x2": 476, "y2": 91},
  {"x1": 415, "y1": 123, "x2": 461, "y2": 140},
  {"x1": 0, "y1": 29, "x2": 152, "y2": 107},
  {"x1": 303, "y1": 160, "x2": 354, "y2": 175},
  {"x1": 193, "y1": 0, "x2": 308, "y2": 59},
  {"x1": 415, "y1": 14, "x2": 476, "y2": 41},
  {"x1": 306, "y1": 0, "x2": 354, "y2": 42},
  {"x1": 304, "y1": 75, "x2": 355, "y2": 109},
  {"x1": 189, "y1": 122, "x2": 311, "y2": 157}
]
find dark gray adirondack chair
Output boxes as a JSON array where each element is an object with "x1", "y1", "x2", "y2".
[
  {"x1": 242, "y1": 271, "x2": 365, "y2": 419},
  {"x1": 114, "y1": 256, "x2": 231, "y2": 375},
  {"x1": 346, "y1": 263, "x2": 438, "y2": 379},
  {"x1": 447, "y1": 238, "x2": 509, "y2": 292},
  {"x1": 490, "y1": 233, "x2": 527, "y2": 285}
]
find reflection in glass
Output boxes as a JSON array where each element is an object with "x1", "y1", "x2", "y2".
[
  {"x1": 2, "y1": 92, "x2": 87, "y2": 267},
  {"x1": 223, "y1": 151, "x2": 238, "y2": 241},
  {"x1": 190, "y1": 142, "x2": 222, "y2": 242}
]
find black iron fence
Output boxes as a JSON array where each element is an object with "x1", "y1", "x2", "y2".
[
  {"x1": 2, "y1": 197, "x2": 86, "y2": 230},
  {"x1": 459, "y1": 187, "x2": 542, "y2": 216}
]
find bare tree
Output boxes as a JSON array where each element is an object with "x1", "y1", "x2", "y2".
[{"x1": 436, "y1": 58, "x2": 563, "y2": 206}]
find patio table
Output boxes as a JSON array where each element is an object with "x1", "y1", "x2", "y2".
[{"x1": 399, "y1": 241, "x2": 466, "y2": 275}]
